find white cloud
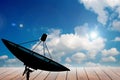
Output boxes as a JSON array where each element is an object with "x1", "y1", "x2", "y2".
[
  {"x1": 32, "y1": 24, "x2": 106, "y2": 63},
  {"x1": 87, "y1": 37, "x2": 106, "y2": 59},
  {"x1": 48, "y1": 28, "x2": 61, "y2": 38},
  {"x1": 11, "y1": 23, "x2": 16, "y2": 26},
  {"x1": 65, "y1": 57, "x2": 71, "y2": 63},
  {"x1": 79, "y1": 0, "x2": 120, "y2": 30},
  {"x1": 101, "y1": 48, "x2": 119, "y2": 63},
  {"x1": 0, "y1": 55, "x2": 23, "y2": 67},
  {"x1": 19, "y1": 24, "x2": 24, "y2": 28},
  {"x1": 4, "y1": 58, "x2": 23, "y2": 67},
  {"x1": 80, "y1": 0, "x2": 108, "y2": 25},
  {"x1": 111, "y1": 20, "x2": 120, "y2": 32},
  {"x1": 74, "y1": 23, "x2": 89, "y2": 36},
  {"x1": 116, "y1": 7, "x2": 120, "y2": 18},
  {"x1": 85, "y1": 62, "x2": 101, "y2": 67},
  {"x1": 101, "y1": 56, "x2": 116, "y2": 62},
  {"x1": 112, "y1": 37, "x2": 120, "y2": 41},
  {"x1": 71, "y1": 52, "x2": 86, "y2": 63},
  {"x1": 0, "y1": 55, "x2": 8, "y2": 60},
  {"x1": 6, "y1": 59, "x2": 18, "y2": 63},
  {"x1": 102, "y1": 48, "x2": 119, "y2": 56},
  {"x1": 106, "y1": 0, "x2": 120, "y2": 8},
  {"x1": 64, "y1": 63, "x2": 72, "y2": 67}
]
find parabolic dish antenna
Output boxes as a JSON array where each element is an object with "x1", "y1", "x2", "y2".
[{"x1": 2, "y1": 34, "x2": 70, "y2": 80}]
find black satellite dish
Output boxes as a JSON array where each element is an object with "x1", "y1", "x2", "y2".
[{"x1": 2, "y1": 34, "x2": 70, "y2": 80}]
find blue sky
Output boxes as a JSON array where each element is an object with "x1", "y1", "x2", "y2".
[{"x1": 0, "y1": 0, "x2": 120, "y2": 67}]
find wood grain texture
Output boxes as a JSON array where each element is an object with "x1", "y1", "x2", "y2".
[{"x1": 0, "y1": 67, "x2": 120, "y2": 80}]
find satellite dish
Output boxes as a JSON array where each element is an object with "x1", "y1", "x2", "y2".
[{"x1": 2, "y1": 34, "x2": 70, "y2": 80}]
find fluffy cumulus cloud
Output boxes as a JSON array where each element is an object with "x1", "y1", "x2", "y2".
[
  {"x1": 101, "y1": 56, "x2": 116, "y2": 62},
  {"x1": 111, "y1": 20, "x2": 120, "y2": 31},
  {"x1": 0, "y1": 55, "x2": 23, "y2": 67},
  {"x1": 65, "y1": 57, "x2": 71, "y2": 63},
  {"x1": 0, "y1": 55, "x2": 8, "y2": 67},
  {"x1": 101, "y1": 48, "x2": 119, "y2": 62},
  {"x1": 5, "y1": 58, "x2": 23, "y2": 67},
  {"x1": 32, "y1": 23, "x2": 106, "y2": 66},
  {"x1": 102, "y1": 48, "x2": 119, "y2": 56},
  {"x1": 79, "y1": 0, "x2": 120, "y2": 31},
  {"x1": 71, "y1": 52, "x2": 86, "y2": 63},
  {"x1": 0, "y1": 55, "x2": 8, "y2": 60},
  {"x1": 85, "y1": 62, "x2": 101, "y2": 67},
  {"x1": 112, "y1": 37, "x2": 120, "y2": 42},
  {"x1": 116, "y1": 7, "x2": 120, "y2": 18},
  {"x1": 79, "y1": 0, "x2": 108, "y2": 25}
]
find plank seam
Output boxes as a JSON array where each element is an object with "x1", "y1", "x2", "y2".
[
  {"x1": 110, "y1": 68, "x2": 120, "y2": 77},
  {"x1": 65, "y1": 71, "x2": 68, "y2": 80},
  {"x1": 9, "y1": 69, "x2": 23, "y2": 80},
  {"x1": 0, "y1": 70, "x2": 18, "y2": 80},
  {"x1": 0, "y1": 70, "x2": 8, "y2": 75},
  {"x1": 43, "y1": 72, "x2": 51, "y2": 80},
  {"x1": 54, "y1": 72, "x2": 59, "y2": 80},
  {"x1": 99, "y1": 67, "x2": 113, "y2": 80},
  {"x1": 32, "y1": 71, "x2": 43, "y2": 80},
  {"x1": 76, "y1": 67, "x2": 78, "y2": 80},
  {"x1": 93, "y1": 68, "x2": 101, "y2": 80},
  {"x1": 84, "y1": 67, "x2": 89, "y2": 80},
  {"x1": 10, "y1": 73, "x2": 22, "y2": 80}
]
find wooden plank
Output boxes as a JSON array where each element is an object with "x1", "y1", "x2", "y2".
[
  {"x1": 44, "y1": 72, "x2": 58, "y2": 80},
  {"x1": 93, "y1": 67, "x2": 111, "y2": 80},
  {"x1": 0, "y1": 68, "x2": 18, "y2": 80},
  {"x1": 10, "y1": 71, "x2": 23, "y2": 80},
  {"x1": 22, "y1": 70, "x2": 41, "y2": 80},
  {"x1": 77, "y1": 67, "x2": 88, "y2": 80},
  {"x1": 110, "y1": 67, "x2": 120, "y2": 77},
  {"x1": 0, "y1": 67, "x2": 120, "y2": 80},
  {"x1": 2, "y1": 68, "x2": 23, "y2": 80},
  {"x1": 101, "y1": 67, "x2": 120, "y2": 80},
  {"x1": 10, "y1": 68, "x2": 25, "y2": 80},
  {"x1": 0, "y1": 68, "x2": 9, "y2": 75},
  {"x1": 85, "y1": 67, "x2": 99, "y2": 80},
  {"x1": 67, "y1": 67, "x2": 77, "y2": 80},
  {"x1": 33, "y1": 71, "x2": 49, "y2": 80},
  {"x1": 55, "y1": 71, "x2": 67, "y2": 80},
  {"x1": 32, "y1": 71, "x2": 42, "y2": 80}
]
